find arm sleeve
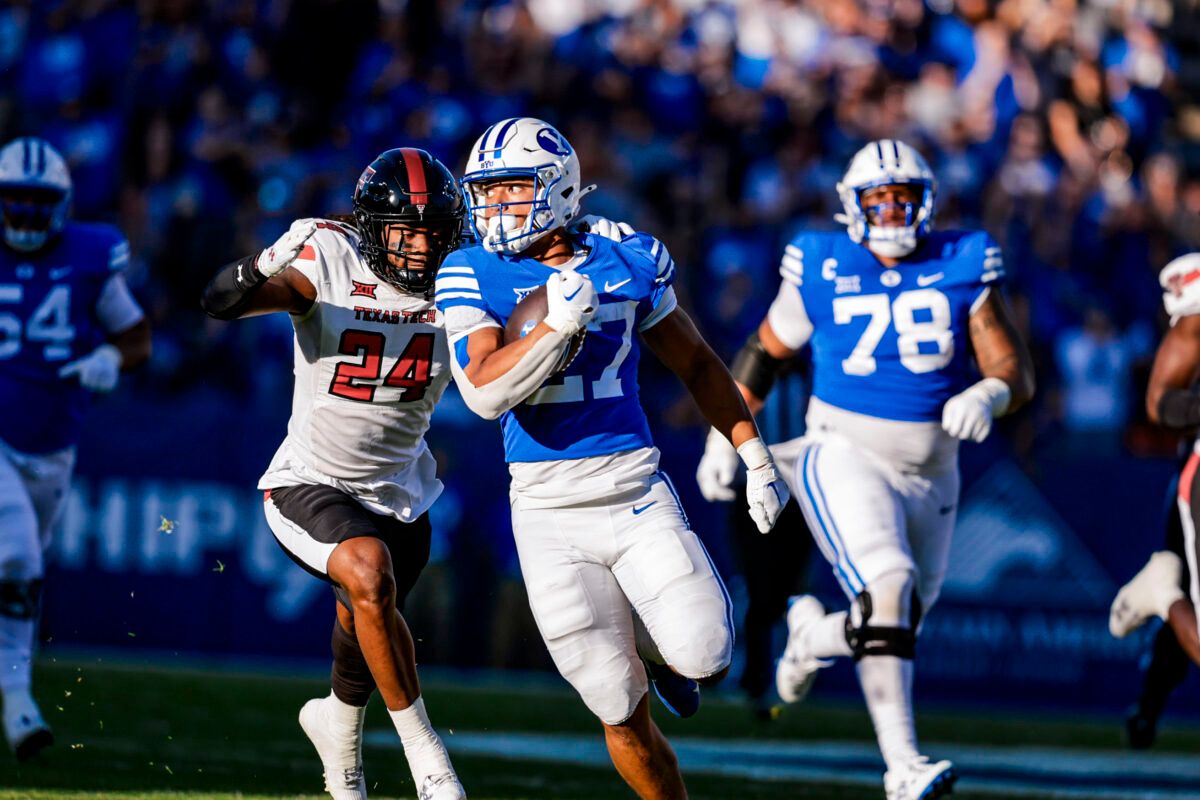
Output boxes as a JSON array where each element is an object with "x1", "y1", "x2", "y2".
[
  {"x1": 448, "y1": 328, "x2": 572, "y2": 420},
  {"x1": 95, "y1": 273, "x2": 145, "y2": 334},
  {"x1": 200, "y1": 252, "x2": 269, "y2": 320}
]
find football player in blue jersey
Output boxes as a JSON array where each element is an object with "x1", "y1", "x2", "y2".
[
  {"x1": 436, "y1": 117, "x2": 790, "y2": 800},
  {"x1": 697, "y1": 139, "x2": 1035, "y2": 800},
  {"x1": 0, "y1": 137, "x2": 150, "y2": 759}
]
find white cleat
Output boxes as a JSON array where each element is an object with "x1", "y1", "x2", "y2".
[
  {"x1": 299, "y1": 697, "x2": 367, "y2": 800},
  {"x1": 418, "y1": 771, "x2": 466, "y2": 800},
  {"x1": 1109, "y1": 551, "x2": 1186, "y2": 638},
  {"x1": 3, "y1": 699, "x2": 53, "y2": 762},
  {"x1": 885, "y1": 756, "x2": 957, "y2": 800},
  {"x1": 775, "y1": 595, "x2": 832, "y2": 704}
]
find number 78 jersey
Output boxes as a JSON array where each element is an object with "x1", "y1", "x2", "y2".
[{"x1": 774, "y1": 229, "x2": 1003, "y2": 422}]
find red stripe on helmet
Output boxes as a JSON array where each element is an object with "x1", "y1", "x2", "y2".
[{"x1": 399, "y1": 148, "x2": 429, "y2": 206}]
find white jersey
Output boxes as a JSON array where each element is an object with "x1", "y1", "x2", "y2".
[{"x1": 258, "y1": 219, "x2": 452, "y2": 522}]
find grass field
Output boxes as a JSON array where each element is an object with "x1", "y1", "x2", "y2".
[{"x1": 0, "y1": 657, "x2": 1196, "y2": 800}]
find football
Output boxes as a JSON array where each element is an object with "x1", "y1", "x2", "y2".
[{"x1": 503, "y1": 284, "x2": 586, "y2": 374}]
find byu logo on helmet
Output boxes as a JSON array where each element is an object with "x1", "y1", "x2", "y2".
[
  {"x1": 461, "y1": 117, "x2": 593, "y2": 255},
  {"x1": 535, "y1": 127, "x2": 571, "y2": 156},
  {"x1": 0, "y1": 137, "x2": 73, "y2": 253},
  {"x1": 836, "y1": 139, "x2": 936, "y2": 260}
]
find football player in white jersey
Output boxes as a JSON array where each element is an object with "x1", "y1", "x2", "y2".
[
  {"x1": 1110, "y1": 252, "x2": 1200, "y2": 668},
  {"x1": 0, "y1": 137, "x2": 151, "y2": 759},
  {"x1": 201, "y1": 148, "x2": 468, "y2": 800},
  {"x1": 436, "y1": 117, "x2": 790, "y2": 800},
  {"x1": 697, "y1": 140, "x2": 1035, "y2": 800}
]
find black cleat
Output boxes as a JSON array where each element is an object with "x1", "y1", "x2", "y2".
[
  {"x1": 13, "y1": 726, "x2": 53, "y2": 762},
  {"x1": 1125, "y1": 708, "x2": 1157, "y2": 750}
]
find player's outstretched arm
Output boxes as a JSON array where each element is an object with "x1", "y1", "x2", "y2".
[
  {"x1": 110, "y1": 319, "x2": 151, "y2": 371},
  {"x1": 201, "y1": 220, "x2": 318, "y2": 319},
  {"x1": 449, "y1": 271, "x2": 596, "y2": 420},
  {"x1": 643, "y1": 307, "x2": 790, "y2": 532},
  {"x1": 1146, "y1": 314, "x2": 1200, "y2": 428},
  {"x1": 943, "y1": 289, "x2": 1036, "y2": 442}
]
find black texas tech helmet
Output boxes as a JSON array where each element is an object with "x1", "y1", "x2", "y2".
[{"x1": 352, "y1": 148, "x2": 465, "y2": 295}]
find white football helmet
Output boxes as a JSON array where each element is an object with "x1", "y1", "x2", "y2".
[
  {"x1": 1160, "y1": 252, "x2": 1200, "y2": 325},
  {"x1": 0, "y1": 137, "x2": 72, "y2": 252},
  {"x1": 461, "y1": 117, "x2": 591, "y2": 254},
  {"x1": 836, "y1": 139, "x2": 936, "y2": 259}
]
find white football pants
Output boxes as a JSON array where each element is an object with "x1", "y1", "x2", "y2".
[
  {"x1": 0, "y1": 440, "x2": 73, "y2": 697},
  {"x1": 510, "y1": 472, "x2": 733, "y2": 725},
  {"x1": 774, "y1": 435, "x2": 958, "y2": 610}
]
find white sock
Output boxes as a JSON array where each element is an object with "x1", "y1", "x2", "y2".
[
  {"x1": 805, "y1": 611, "x2": 853, "y2": 659},
  {"x1": 857, "y1": 655, "x2": 919, "y2": 772},
  {"x1": 389, "y1": 697, "x2": 455, "y2": 785},
  {"x1": 325, "y1": 692, "x2": 366, "y2": 762}
]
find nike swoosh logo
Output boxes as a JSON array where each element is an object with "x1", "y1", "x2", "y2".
[
  {"x1": 917, "y1": 272, "x2": 944, "y2": 286},
  {"x1": 939, "y1": 504, "x2": 955, "y2": 515},
  {"x1": 632, "y1": 502, "x2": 656, "y2": 515},
  {"x1": 604, "y1": 278, "x2": 632, "y2": 293},
  {"x1": 564, "y1": 286, "x2": 583, "y2": 301}
]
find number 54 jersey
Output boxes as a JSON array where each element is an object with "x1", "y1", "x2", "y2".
[
  {"x1": 258, "y1": 220, "x2": 452, "y2": 522},
  {"x1": 771, "y1": 229, "x2": 1004, "y2": 423}
]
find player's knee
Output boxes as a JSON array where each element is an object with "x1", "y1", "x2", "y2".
[
  {"x1": 570, "y1": 660, "x2": 643, "y2": 725},
  {"x1": 847, "y1": 570, "x2": 919, "y2": 660},
  {"x1": 663, "y1": 617, "x2": 733, "y2": 681},
  {"x1": 0, "y1": 579, "x2": 42, "y2": 620},
  {"x1": 333, "y1": 539, "x2": 396, "y2": 610}
]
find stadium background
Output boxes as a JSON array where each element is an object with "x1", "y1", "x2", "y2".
[{"x1": 4, "y1": 0, "x2": 1200, "y2": 796}]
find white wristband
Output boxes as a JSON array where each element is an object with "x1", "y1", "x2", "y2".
[{"x1": 736, "y1": 437, "x2": 771, "y2": 471}]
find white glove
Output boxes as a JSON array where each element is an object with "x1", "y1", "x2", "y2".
[
  {"x1": 739, "y1": 438, "x2": 790, "y2": 534},
  {"x1": 575, "y1": 214, "x2": 635, "y2": 242},
  {"x1": 256, "y1": 219, "x2": 318, "y2": 277},
  {"x1": 58, "y1": 343, "x2": 122, "y2": 393},
  {"x1": 697, "y1": 427, "x2": 739, "y2": 502},
  {"x1": 941, "y1": 377, "x2": 1012, "y2": 442},
  {"x1": 543, "y1": 270, "x2": 597, "y2": 336}
]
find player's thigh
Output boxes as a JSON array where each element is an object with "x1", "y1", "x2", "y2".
[
  {"x1": 792, "y1": 437, "x2": 911, "y2": 600},
  {"x1": 264, "y1": 484, "x2": 430, "y2": 611},
  {"x1": 510, "y1": 500, "x2": 645, "y2": 725},
  {"x1": 22, "y1": 447, "x2": 75, "y2": 551},
  {"x1": 0, "y1": 448, "x2": 43, "y2": 579},
  {"x1": 904, "y1": 468, "x2": 960, "y2": 613},
  {"x1": 611, "y1": 474, "x2": 733, "y2": 679}
]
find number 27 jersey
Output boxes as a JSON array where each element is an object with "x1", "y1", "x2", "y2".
[{"x1": 777, "y1": 229, "x2": 1003, "y2": 423}]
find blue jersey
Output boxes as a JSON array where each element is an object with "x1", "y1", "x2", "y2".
[
  {"x1": 0, "y1": 222, "x2": 131, "y2": 453},
  {"x1": 784, "y1": 229, "x2": 1003, "y2": 422},
  {"x1": 436, "y1": 232, "x2": 676, "y2": 463}
]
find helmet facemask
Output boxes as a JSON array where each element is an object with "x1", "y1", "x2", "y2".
[
  {"x1": 354, "y1": 210, "x2": 462, "y2": 296},
  {"x1": 0, "y1": 185, "x2": 69, "y2": 252},
  {"x1": 841, "y1": 180, "x2": 934, "y2": 259},
  {"x1": 462, "y1": 164, "x2": 571, "y2": 255},
  {"x1": 835, "y1": 139, "x2": 937, "y2": 260}
]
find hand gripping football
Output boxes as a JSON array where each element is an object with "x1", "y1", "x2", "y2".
[{"x1": 503, "y1": 284, "x2": 586, "y2": 375}]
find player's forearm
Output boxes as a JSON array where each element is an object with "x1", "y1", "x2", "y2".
[
  {"x1": 453, "y1": 326, "x2": 571, "y2": 420},
  {"x1": 684, "y1": 351, "x2": 761, "y2": 448},
  {"x1": 463, "y1": 323, "x2": 564, "y2": 388},
  {"x1": 1154, "y1": 388, "x2": 1200, "y2": 429},
  {"x1": 979, "y1": 354, "x2": 1035, "y2": 414},
  {"x1": 730, "y1": 328, "x2": 787, "y2": 413},
  {"x1": 201, "y1": 253, "x2": 268, "y2": 320},
  {"x1": 110, "y1": 319, "x2": 151, "y2": 371}
]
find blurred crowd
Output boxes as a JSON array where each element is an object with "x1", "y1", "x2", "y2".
[{"x1": 4, "y1": 0, "x2": 1199, "y2": 442}]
